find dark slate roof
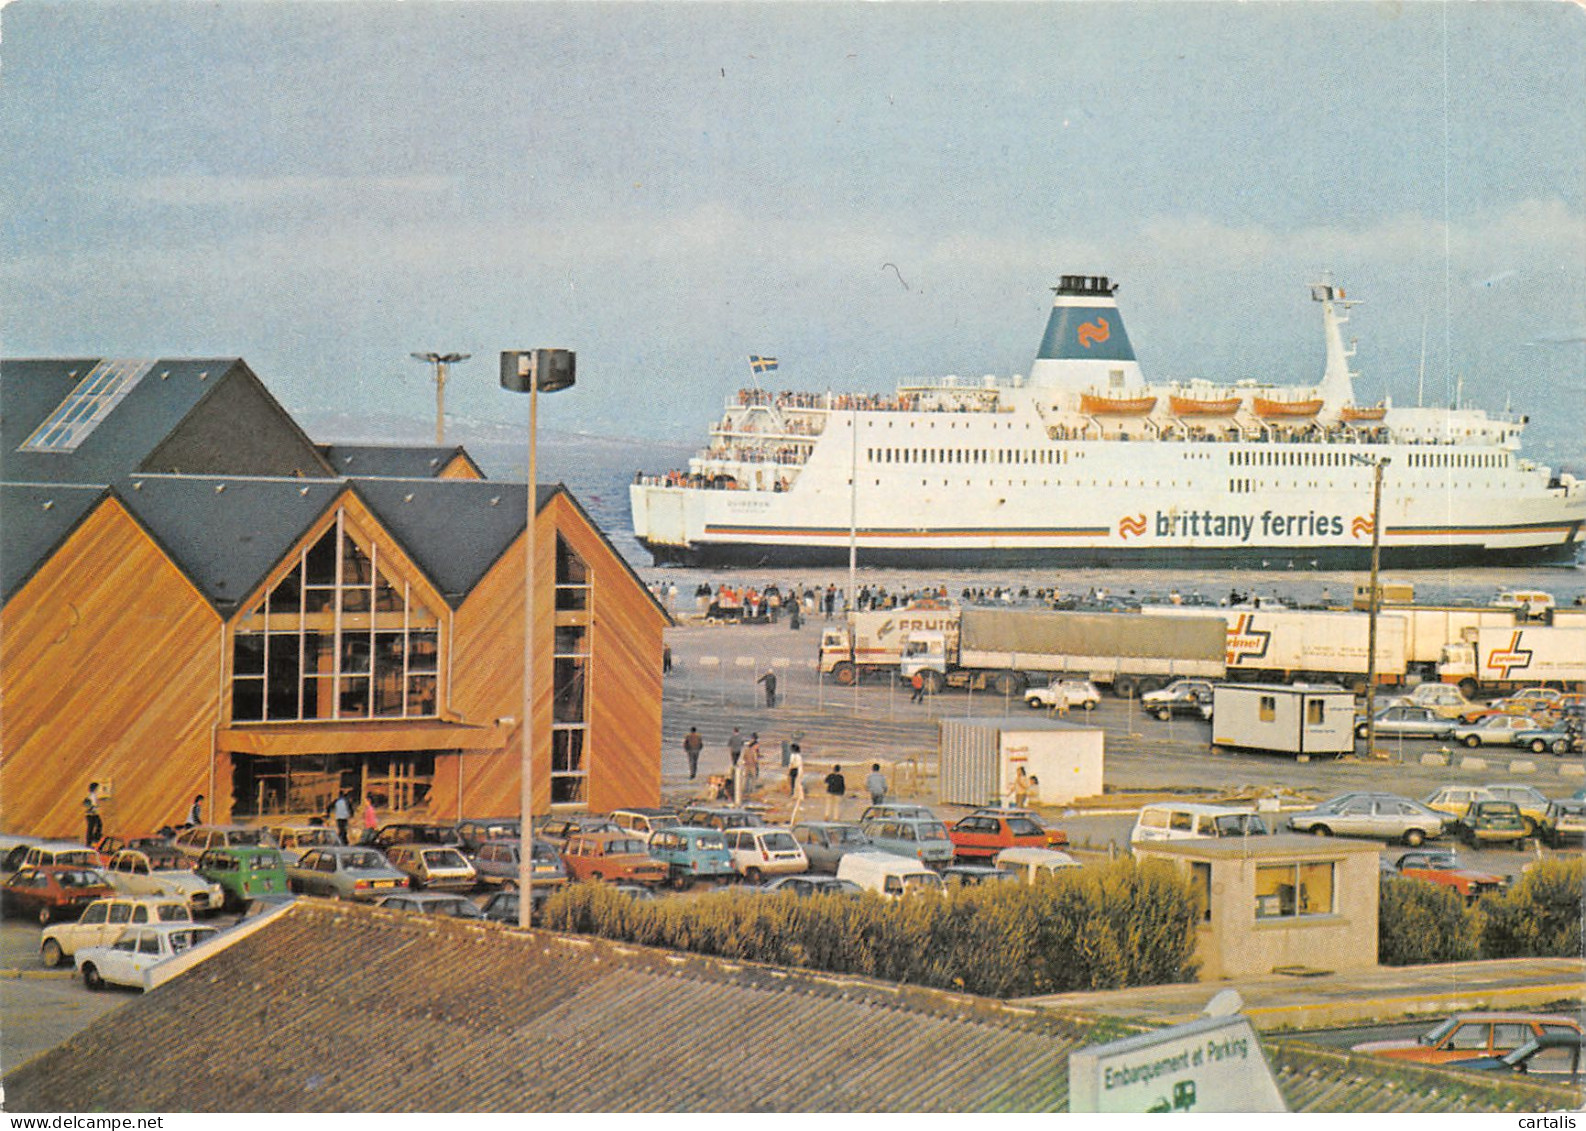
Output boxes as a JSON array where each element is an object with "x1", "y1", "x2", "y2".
[
  {"x1": 320, "y1": 444, "x2": 483, "y2": 479},
  {"x1": 114, "y1": 475, "x2": 345, "y2": 613},
  {"x1": 2, "y1": 358, "x2": 266, "y2": 484},
  {"x1": 3, "y1": 902, "x2": 1573, "y2": 1114},
  {"x1": 0, "y1": 482, "x2": 107, "y2": 601},
  {"x1": 352, "y1": 478, "x2": 539, "y2": 606}
]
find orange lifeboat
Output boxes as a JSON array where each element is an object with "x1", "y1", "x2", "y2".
[
  {"x1": 1253, "y1": 395, "x2": 1324, "y2": 418},
  {"x1": 1169, "y1": 393, "x2": 1242, "y2": 416},
  {"x1": 1339, "y1": 403, "x2": 1387, "y2": 423},
  {"x1": 1080, "y1": 392, "x2": 1157, "y2": 415}
]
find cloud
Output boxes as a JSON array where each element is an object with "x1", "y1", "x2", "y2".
[{"x1": 131, "y1": 174, "x2": 455, "y2": 208}]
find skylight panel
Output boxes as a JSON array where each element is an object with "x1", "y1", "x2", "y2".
[{"x1": 19, "y1": 359, "x2": 157, "y2": 452}]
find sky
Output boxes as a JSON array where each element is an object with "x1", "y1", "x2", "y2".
[{"x1": 2, "y1": 0, "x2": 1583, "y2": 467}]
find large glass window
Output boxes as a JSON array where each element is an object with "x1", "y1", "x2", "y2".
[
  {"x1": 231, "y1": 511, "x2": 443, "y2": 722},
  {"x1": 550, "y1": 540, "x2": 591, "y2": 804}
]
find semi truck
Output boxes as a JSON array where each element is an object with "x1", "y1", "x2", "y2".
[
  {"x1": 817, "y1": 601, "x2": 959, "y2": 685},
  {"x1": 898, "y1": 608, "x2": 1226, "y2": 697},
  {"x1": 1437, "y1": 625, "x2": 1586, "y2": 698},
  {"x1": 1149, "y1": 606, "x2": 1410, "y2": 689}
]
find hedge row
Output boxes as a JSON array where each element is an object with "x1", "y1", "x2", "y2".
[
  {"x1": 540, "y1": 857, "x2": 1201, "y2": 997},
  {"x1": 1379, "y1": 856, "x2": 1584, "y2": 965}
]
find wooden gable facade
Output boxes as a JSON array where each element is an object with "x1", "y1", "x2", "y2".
[{"x1": 1, "y1": 480, "x2": 666, "y2": 840}]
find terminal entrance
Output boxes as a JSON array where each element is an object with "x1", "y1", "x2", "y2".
[{"x1": 230, "y1": 751, "x2": 436, "y2": 818}]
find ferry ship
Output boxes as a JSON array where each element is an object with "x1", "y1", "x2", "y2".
[{"x1": 630, "y1": 276, "x2": 1585, "y2": 569}]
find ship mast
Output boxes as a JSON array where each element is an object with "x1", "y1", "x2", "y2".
[{"x1": 1312, "y1": 277, "x2": 1361, "y2": 413}]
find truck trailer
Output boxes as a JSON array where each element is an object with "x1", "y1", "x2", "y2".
[{"x1": 1437, "y1": 625, "x2": 1586, "y2": 698}]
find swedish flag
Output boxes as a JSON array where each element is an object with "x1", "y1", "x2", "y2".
[{"x1": 749, "y1": 355, "x2": 779, "y2": 374}]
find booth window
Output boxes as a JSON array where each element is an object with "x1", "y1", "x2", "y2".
[{"x1": 1254, "y1": 861, "x2": 1335, "y2": 919}]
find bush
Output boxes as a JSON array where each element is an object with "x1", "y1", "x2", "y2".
[
  {"x1": 540, "y1": 859, "x2": 1200, "y2": 996},
  {"x1": 1378, "y1": 875, "x2": 1479, "y2": 965},
  {"x1": 1478, "y1": 857, "x2": 1585, "y2": 959}
]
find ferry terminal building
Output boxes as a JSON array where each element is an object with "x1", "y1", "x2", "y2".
[{"x1": 1, "y1": 357, "x2": 668, "y2": 838}]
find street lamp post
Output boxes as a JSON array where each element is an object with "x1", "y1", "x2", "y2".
[
  {"x1": 412, "y1": 352, "x2": 472, "y2": 445},
  {"x1": 1351, "y1": 454, "x2": 1390, "y2": 758},
  {"x1": 501, "y1": 349, "x2": 576, "y2": 929}
]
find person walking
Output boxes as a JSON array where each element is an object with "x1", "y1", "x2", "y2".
[
  {"x1": 743, "y1": 733, "x2": 761, "y2": 787},
  {"x1": 662, "y1": 645, "x2": 673, "y2": 675},
  {"x1": 864, "y1": 763, "x2": 887, "y2": 807},
  {"x1": 332, "y1": 791, "x2": 352, "y2": 845},
  {"x1": 822, "y1": 764, "x2": 847, "y2": 821},
  {"x1": 183, "y1": 794, "x2": 204, "y2": 829},
  {"x1": 787, "y1": 743, "x2": 803, "y2": 796},
  {"x1": 683, "y1": 727, "x2": 704, "y2": 780},
  {"x1": 361, "y1": 796, "x2": 379, "y2": 844},
  {"x1": 82, "y1": 782, "x2": 103, "y2": 847},
  {"x1": 910, "y1": 671, "x2": 926, "y2": 703},
  {"x1": 728, "y1": 727, "x2": 744, "y2": 772},
  {"x1": 757, "y1": 668, "x2": 778, "y2": 708}
]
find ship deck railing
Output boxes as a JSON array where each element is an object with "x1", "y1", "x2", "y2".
[{"x1": 726, "y1": 388, "x2": 1004, "y2": 415}]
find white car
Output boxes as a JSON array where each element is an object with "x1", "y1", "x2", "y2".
[
  {"x1": 1383, "y1": 683, "x2": 1475, "y2": 720},
  {"x1": 40, "y1": 896, "x2": 191, "y2": 969},
  {"x1": 1024, "y1": 679, "x2": 1101, "y2": 711},
  {"x1": 1451, "y1": 715, "x2": 1546, "y2": 748},
  {"x1": 76, "y1": 922, "x2": 222, "y2": 991},
  {"x1": 721, "y1": 827, "x2": 808, "y2": 884},
  {"x1": 102, "y1": 848, "x2": 226, "y2": 916}
]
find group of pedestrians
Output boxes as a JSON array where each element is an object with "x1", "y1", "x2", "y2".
[{"x1": 676, "y1": 722, "x2": 893, "y2": 823}]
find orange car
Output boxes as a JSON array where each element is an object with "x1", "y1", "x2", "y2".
[
  {"x1": 561, "y1": 832, "x2": 668, "y2": 886},
  {"x1": 1352, "y1": 1012, "x2": 1582, "y2": 1064},
  {"x1": 948, "y1": 812, "x2": 1055, "y2": 861}
]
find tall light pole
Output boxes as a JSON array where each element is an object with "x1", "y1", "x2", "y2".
[
  {"x1": 501, "y1": 348, "x2": 576, "y2": 929},
  {"x1": 1351, "y1": 453, "x2": 1389, "y2": 758},
  {"x1": 412, "y1": 352, "x2": 471, "y2": 445}
]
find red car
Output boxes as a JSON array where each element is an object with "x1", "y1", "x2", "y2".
[
  {"x1": 949, "y1": 811, "x2": 1060, "y2": 861},
  {"x1": 561, "y1": 833, "x2": 669, "y2": 886},
  {"x1": 1390, "y1": 850, "x2": 1505, "y2": 903},
  {"x1": 2, "y1": 865, "x2": 117, "y2": 925}
]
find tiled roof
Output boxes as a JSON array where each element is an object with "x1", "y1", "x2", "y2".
[
  {"x1": 319, "y1": 444, "x2": 482, "y2": 479},
  {"x1": 4, "y1": 901, "x2": 1576, "y2": 1113},
  {"x1": 0, "y1": 482, "x2": 106, "y2": 601}
]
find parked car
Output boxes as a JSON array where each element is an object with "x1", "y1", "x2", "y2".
[
  {"x1": 453, "y1": 817, "x2": 520, "y2": 854},
  {"x1": 367, "y1": 823, "x2": 463, "y2": 853},
  {"x1": 672, "y1": 806, "x2": 766, "y2": 833},
  {"x1": 102, "y1": 848, "x2": 225, "y2": 916},
  {"x1": 1539, "y1": 799, "x2": 1586, "y2": 847},
  {"x1": 610, "y1": 807, "x2": 681, "y2": 845},
  {"x1": 480, "y1": 888, "x2": 550, "y2": 925},
  {"x1": 857, "y1": 803, "x2": 938, "y2": 823},
  {"x1": 973, "y1": 807, "x2": 1069, "y2": 848},
  {"x1": 1422, "y1": 786, "x2": 1499, "y2": 822},
  {"x1": 267, "y1": 824, "x2": 343, "y2": 864},
  {"x1": 1382, "y1": 683, "x2": 1475, "y2": 720},
  {"x1": 754, "y1": 875, "x2": 863, "y2": 898},
  {"x1": 196, "y1": 846, "x2": 289, "y2": 910},
  {"x1": 40, "y1": 896, "x2": 191, "y2": 969},
  {"x1": 94, "y1": 834, "x2": 172, "y2": 858},
  {"x1": 859, "y1": 816, "x2": 955, "y2": 869},
  {"x1": 1447, "y1": 1032, "x2": 1585, "y2": 1084},
  {"x1": 1513, "y1": 718, "x2": 1582, "y2": 757},
  {"x1": 941, "y1": 862, "x2": 1018, "y2": 888},
  {"x1": 287, "y1": 846, "x2": 410, "y2": 901},
  {"x1": 836, "y1": 851, "x2": 944, "y2": 898},
  {"x1": 1286, "y1": 793, "x2": 1446, "y2": 846},
  {"x1": 1352, "y1": 1012, "x2": 1582, "y2": 1065},
  {"x1": 1353, "y1": 705, "x2": 1456, "y2": 741},
  {"x1": 2, "y1": 866, "x2": 116, "y2": 924},
  {"x1": 384, "y1": 844, "x2": 477, "y2": 891},
  {"x1": 171, "y1": 824, "x2": 275, "y2": 862},
  {"x1": 1387, "y1": 851, "x2": 1506, "y2": 903},
  {"x1": 533, "y1": 815, "x2": 622, "y2": 850},
  {"x1": 1459, "y1": 687, "x2": 1566, "y2": 723},
  {"x1": 1480, "y1": 784, "x2": 1553, "y2": 835},
  {"x1": 992, "y1": 847, "x2": 1081, "y2": 884},
  {"x1": 948, "y1": 812, "x2": 1051, "y2": 861},
  {"x1": 646, "y1": 826, "x2": 734, "y2": 889},
  {"x1": 470, "y1": 839, "x2": 567, "y2": 888},
  {"x1": 1141, "y1": 679, "x2": 1216, "y2": 721},
  {"x1": 17, "y1": 842, "x2": 106, "y2": 871},
  {"x1": 790, "y1": 822, "x2": 873, "y2": 873},
  {"x1": 1450, "y1": 714, "x2": 1546, "y2": 748},
  {"x1": 1023, "y1": 678, "x2": 1101, "y2": 711},
  {"x1": 375, "y1": 892, "x2": 484, "y2": 919},
  {"x1": 721, "y1": 827, "x2": 808, "y2": 884},
  {"x1": 562, "y1": 832, "x2": 669, "y2": 886},
  {"x1": 76, "y1": 923, "x2": 222, "y2": 992},
  {"x1": 1134, "y1": 803, "x2": 1270, "y2": 844},
  {"x1": 1455, "y1": 801, "x2": 1530, "y2": 849}
]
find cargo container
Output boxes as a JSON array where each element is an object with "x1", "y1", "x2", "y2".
[
  {"x1": 901, "y1": 608, "x2": 1225, "y2": 697},
  {"x1": 937, "y1": 717, "x2": 1104, "y2": 807},
  {"x1": 1379, "y1": 605, "x2": 1519, "y2": 671},
  {"x1": 1209, "y1": 684, "x2": 1356, "y2": 757}
]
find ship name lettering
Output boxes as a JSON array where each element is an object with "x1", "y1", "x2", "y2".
[{"x1": 1153, "y1": 511, "x2": 1345, "y2": 542}]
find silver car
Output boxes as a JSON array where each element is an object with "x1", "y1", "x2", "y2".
[
  {"x1": 287, "y1": 846, "x2": 409, "y2": 901},
  {"x1": 1287, "y1": 793, "x2": 1447, "y2": 846},
  {"x1": 1354, "y1": 705, "x2": 1455, "y2": 741},
  {"x1": 1451, "y1": 715, "x2": 1547, "y2": 748}
]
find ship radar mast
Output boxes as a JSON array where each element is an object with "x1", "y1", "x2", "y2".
[{"x1": 1312, "y1": 276, "x2": 1361, "y2": 412}]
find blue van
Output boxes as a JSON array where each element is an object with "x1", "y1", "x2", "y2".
[{"x1": 647, "y1": 826, "x2": 734, "y2": 889}]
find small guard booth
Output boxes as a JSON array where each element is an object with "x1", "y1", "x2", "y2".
[{"x1": 937, "y1": 717, "x2": 1104, "y2": 807}]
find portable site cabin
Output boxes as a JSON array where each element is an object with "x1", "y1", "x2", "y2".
[
  {"x1": 937, "y1": 717, "x2": 1104, "y2": 806},
  {"x1": 1209, "y1": 684, "x2": 1355, "y2": 758}
]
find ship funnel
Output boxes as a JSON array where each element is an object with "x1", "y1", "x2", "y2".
[{"x1": 1028, "y1": 274, "x2": 1145, "y2": 391}]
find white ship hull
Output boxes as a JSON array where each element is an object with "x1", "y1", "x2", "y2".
[{"x1": 632, "y1": 275, "x2": 1585, "y2": 569}]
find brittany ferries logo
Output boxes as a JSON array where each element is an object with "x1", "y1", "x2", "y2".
[
  {"x1": 1077, "y1": 317, "x2": 1111, "y2": 349},
  {"x1": 1127, "y1": 511, "x2": 1351, "y2": 542}
]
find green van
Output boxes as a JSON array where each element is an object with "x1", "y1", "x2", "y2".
[{"x1": 197, "y1": 846, "x2": 289, "y2": 911}]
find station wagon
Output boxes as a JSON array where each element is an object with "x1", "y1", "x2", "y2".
[
  {"x1": 196, "y1": 846, "x2": 288, "y2": 910},
  {"x1": 647, "y1": 826, "x2": 734, "y2": 888}
]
